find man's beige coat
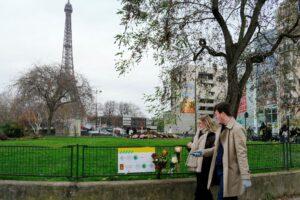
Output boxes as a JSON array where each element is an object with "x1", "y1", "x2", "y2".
[{"x1": 207, "y1": 118, "x2": 250, "y2": 197}]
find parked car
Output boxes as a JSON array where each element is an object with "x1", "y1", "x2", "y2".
[
  {"x1": 99, "y1": 128, "x2": 112, "y2": 135},
  {"x1": 113, "y1": 127, "x2": 126, "y2": 136},
  {"x1": 87, "y1": 130, "x2": 100, "y2": 135}
]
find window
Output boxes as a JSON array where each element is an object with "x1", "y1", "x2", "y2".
[
  {"x1": 199, "y1": 99, "x2": 214, "y2": 104},
  {"x1": 199, "y1": 106, "x2": 214, "y2": 111},
  {"x1": 198, "y1": 73, "x2": 214, "y2": 80},
  {"x1": 265, "y1": 107, "x2": 278, "y2": 124}
]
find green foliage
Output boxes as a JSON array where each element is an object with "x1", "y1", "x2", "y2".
[
  {"x1": 0, "y1": 122, "x2": 24, "y2": 138},
  {"x1": 153, "y1": 118, "x2": 164, "y2": 132},
  {"x1": 263, "y1": 192, "x2": 275, "y2": 200},
  {"x1": 0, "y1": 134, "x2": 8, "y2": 141}
]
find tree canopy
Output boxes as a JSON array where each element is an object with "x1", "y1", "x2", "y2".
[{"x1": 116, "y1": 0, "x2": 300, "y2": 117}]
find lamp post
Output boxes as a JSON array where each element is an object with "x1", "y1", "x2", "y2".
[
  {"x1": 244, "y1": 112, "x2": 249, "y2": 129},
  {"x1": 194, "y1": 65, "x2": 198, "y2": 134},
  {"x1": 95, "y1": 89, "x2": 102, "y2": 128}
]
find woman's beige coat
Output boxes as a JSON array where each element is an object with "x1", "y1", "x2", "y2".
[
  {"x1": 207, "y1": 118, "x2": 251, "y2": 197},
  {"x1": 186, "y1": 128, "x2": 214, "y2": 172}
]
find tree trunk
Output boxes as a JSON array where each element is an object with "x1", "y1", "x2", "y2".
[
  {"x1": 47, "y1": 111, "x2": 54, "y2": 135},
  {"x1": 226, "y1": 89, "x2": 243, "y2": 118},
  {"x1": 225, "y1": 64, "x2": 243, "y2": 118}
]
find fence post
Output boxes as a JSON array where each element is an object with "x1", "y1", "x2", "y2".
[
  {"x1": 286, "y1": 142, "x2": 289, "y2": 170},
  {"x1": 287, "y1": 115, "x2": 292, "y2": 169},
  {"x1": 76, "y1": 144, "x2": 79, "y2": 181},
  {"x1": 68, "y1": 145, "x2": 74, "y2": 179},
  {"x1": 289, "y1": 142, "x2": 292, "y2": 168},
  {"x1": 82, "y1": 145, "x2": 87, "y2": 178},
  {"x1": 282, "y1": 142, "x2": 286, "y2": 170}
]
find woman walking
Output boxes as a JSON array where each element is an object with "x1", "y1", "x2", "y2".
[{"x1": 186, "y1": 115, "x2": 217, "y2": 200}]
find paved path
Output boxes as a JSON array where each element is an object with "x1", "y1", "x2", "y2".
[{"x1": 278, "y1": 197, "x2": 300, "y2": 200}]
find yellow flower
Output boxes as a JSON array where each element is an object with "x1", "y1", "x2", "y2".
[{"x1": 162, "y1": 149, "x2": 168, "y2": 157}]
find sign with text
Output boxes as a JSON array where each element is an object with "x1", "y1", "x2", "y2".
[
  {"x1": 122, "y1": 115, "x2": 131, "y2": 126},
  {"x1": 118, "y1": 147, "x2": 155, "y2": 174}
]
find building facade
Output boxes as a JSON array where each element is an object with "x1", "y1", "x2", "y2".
[
  {"x1": 240, "y1": 1, "x2": 300, "y2": 134},
  {"x1": 276, "y1": 0, "x2": 300, "y2": 127},
  {"x1": 164, "y1": 65, "x2": 226, "y2": 134}
]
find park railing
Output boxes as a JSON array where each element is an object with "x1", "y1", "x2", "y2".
[
  {"x1": 0, "y1": 143, "x2": 299, "y2": 181},
  {"x1": 0, "y1": 145, "x2": 72, "y2": 178}
]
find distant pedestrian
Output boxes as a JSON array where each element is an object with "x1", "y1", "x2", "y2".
[
  {"x1": 129, "y1": 129, "x2": 133, "y2": 136},
  {"x1": 259, "y1": 122, "x2": 266, "y2": 141},
  {"x1": 279, "y1": 124, "x2": 288, "y2": 142},
  {"x1": 265, "y1": 124, "x2": 272, "y2": 141}
]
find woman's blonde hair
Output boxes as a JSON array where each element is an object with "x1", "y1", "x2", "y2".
[{"x1": 199, "y1": 115, "x2": 218, "y2": 133}]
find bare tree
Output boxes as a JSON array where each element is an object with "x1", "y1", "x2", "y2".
[
  {"x1": 118, "y1": 102, "x2": 145, "y2": 117},
  {"x1": 0, "y1": 91, "x2": 13, "y2": 124},
  {"x1": 14, "y1": 64, "x2": 93, "y2": 134},
  {"x1": 103, "y1": 101, "x2": 118, "y2": 116},
  {"x1": 118, "y1": 102, "x2": 131, "y2": 116},
  {"x1": 116, "y1": 0, "x2": 300, "y2": 117}
]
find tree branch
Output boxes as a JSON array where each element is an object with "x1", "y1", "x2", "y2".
[
  {"x1": 235, "y1": 0, "x2": 267, "y2": 61},
  {"x1": 240, "y1": 16, "x2": 300, "y2": 89},
  {"x1": 211, "y1": 0, "x2": 234, "y2": 48},
  {"x1": 250, "y1": 16, "x2": 300, "y2": 63},
  {"x1": 238, "y1": 0, "x2": 248, "y2": 43},
  {"x1": 199, "y1": 39, "x2": 227, "y2": 58},
  {"x1": 193, "y1": 38, "x2": 227, "y2": 61},
  {"x1": 239, "y1": 59, "x2": 253, "y2": 89}
]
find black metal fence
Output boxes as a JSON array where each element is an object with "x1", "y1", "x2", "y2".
[
  {"x1": 0, "y1": 143, "x2": 299, "y2": 180},
  {"x1": 0, "y1": 145, "x2": 72, "y2": 178}
]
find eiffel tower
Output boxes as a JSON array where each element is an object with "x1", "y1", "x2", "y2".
[
  {"x1": 62, "y1": 0, "x2": 74, "y2": 74},
  {"x1": 61, "y1": 0, "x2": 81, "y2": 136}
]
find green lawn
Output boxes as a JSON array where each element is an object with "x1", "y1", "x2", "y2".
[
  {"x1": 0, "y1": 136, "x2": 299, "y2": 182},
  {"x1": 0, "y1": 136, "x2": 192, "y2": 147}
]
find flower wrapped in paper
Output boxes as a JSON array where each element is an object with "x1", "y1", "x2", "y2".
[{"x1": 151, "y1": 149, "x2": 168, "y2": 179}]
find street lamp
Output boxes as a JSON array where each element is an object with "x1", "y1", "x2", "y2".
[
  {"x1": 194, "y1": 65, "x2": 198, "y2": 134},
  {"x1": 95, "y1": 89, "x2": 102, "y2": 128},
  {"x1": 244, "y1": 112, "x2": 249, "y2": 129}
]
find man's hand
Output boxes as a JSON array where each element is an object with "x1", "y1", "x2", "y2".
[{"x1": 190, "y1": 150, "x2": 203, "y2": 157}]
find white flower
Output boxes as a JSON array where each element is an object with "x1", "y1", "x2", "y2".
[
  {"x1": 171, "y1": 156, "x2": 178, "y2": 163},
  {"x1": 174, "y1": 146, "x2": 182, "y2": 153}
]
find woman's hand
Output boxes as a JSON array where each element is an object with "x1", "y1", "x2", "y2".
[
  {"x1": 187, "y1": 142, "x2": 192, "y2": 149},
  {"x1": 190, "y1": 150, "x2": 203, "y2": 157}
]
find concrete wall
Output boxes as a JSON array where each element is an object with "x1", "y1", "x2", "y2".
[{"x1": 0, "y1": 170, "x2": 300, "y2": 200}]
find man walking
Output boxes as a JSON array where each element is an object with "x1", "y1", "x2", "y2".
[{"x1": 193, "y1": 102, "x2": 251, "y2": 199}]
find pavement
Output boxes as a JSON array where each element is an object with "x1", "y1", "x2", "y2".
[{"x1": 278, "y1": 197, "x2": 300, "y2": 200}]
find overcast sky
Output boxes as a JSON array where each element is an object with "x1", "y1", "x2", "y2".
[{"x1": 0, "y1": 0, "x2": 161, "y2": 117}]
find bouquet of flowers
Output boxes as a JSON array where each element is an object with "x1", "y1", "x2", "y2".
[{"x1": 151, "y1": 149, "x2": 168, "y2": 179}]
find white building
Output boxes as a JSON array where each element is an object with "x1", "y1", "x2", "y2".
[{"x1": 164, "y1": 65, "x2": 226, "y2": 134}]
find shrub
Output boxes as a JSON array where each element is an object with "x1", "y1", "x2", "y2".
[
  {"x1": 1, "y1": 122, "x2": 24, "y2": 138},
  {"x1": 0, "y1": 133, "x2": 8, "y2": 140}
]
